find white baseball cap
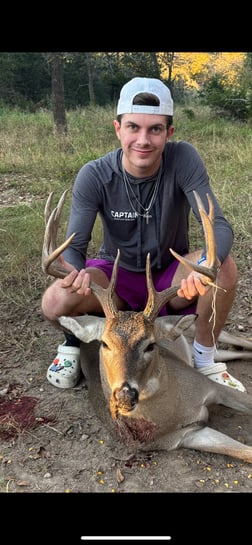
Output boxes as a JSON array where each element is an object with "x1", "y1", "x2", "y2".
[{"x1": 117, "y1": 77, "x2": 174, "y2": 116}]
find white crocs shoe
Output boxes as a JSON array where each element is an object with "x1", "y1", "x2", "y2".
[
  {"x1": 47, "y1": 343, "x2": 81, "y2": 389},
  {"x1": 197, "y1": 362, "x2": 246, "y2": 393}
]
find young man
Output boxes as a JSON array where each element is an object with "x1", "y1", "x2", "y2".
[{"x1": 41, "y1": 77, "x2": 245, "y2": 392}]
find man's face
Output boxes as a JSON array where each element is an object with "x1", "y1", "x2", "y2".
[{"x1": 114, "y1": 113, "x2": 174, "y2": 177}]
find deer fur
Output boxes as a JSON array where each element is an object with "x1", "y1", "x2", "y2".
[{"x1": 58, "y1": 310, "x2": 252, "y2": 462}]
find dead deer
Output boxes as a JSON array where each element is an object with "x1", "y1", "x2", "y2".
[{"x1": 42, "y1": 190, "x2": 252, "y2": 463}]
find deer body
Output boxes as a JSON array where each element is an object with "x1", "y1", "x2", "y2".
[
  {"x1": 43, "y1": 190, "x2": 252, "y2": 463},
  {"x1": 59, "y1": 311, "x2": 252, "y2": 462}
]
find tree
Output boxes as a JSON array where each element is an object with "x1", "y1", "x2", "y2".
[
  {"x1": 49, "y1": 53, "x2": 67, "y2": 134},
  {"x1": 85, "y1": 52, "x2": 95, "y2": 105}
]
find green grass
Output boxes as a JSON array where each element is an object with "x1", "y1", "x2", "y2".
[{"x1": 0, "y1": 104, "x2": 251, "y2": 311}]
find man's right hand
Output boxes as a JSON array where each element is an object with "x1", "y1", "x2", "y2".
[{"x1": 61, "y1": 268, "x2": 92, "y2": 296}]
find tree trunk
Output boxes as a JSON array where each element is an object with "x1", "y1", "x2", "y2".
[
  {"x1": 85, "y1": 52, "x2": 96, "y2": 105},
  {"x1": 51, "y1": 53, "x2": 67, "y2": 134}
]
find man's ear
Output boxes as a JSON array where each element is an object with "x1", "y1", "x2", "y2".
[{"x1": 113, "y1": 119, "x2": 121, "y2": 140}]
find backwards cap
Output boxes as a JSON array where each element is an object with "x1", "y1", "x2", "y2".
[{"x1": 117, "y1": 77, "x2": 173, "y2": 116}]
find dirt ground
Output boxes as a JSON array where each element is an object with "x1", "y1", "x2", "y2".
[
  {"x1": 0, "y1": 182, "x2": 252, "y2": 499},
  {"x1": 0, "y1": 271, "x2": 252, "y2": 498}
]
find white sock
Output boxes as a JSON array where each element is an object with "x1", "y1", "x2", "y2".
[{"x1": 193, "y1": 340, "x2": 214, "y2": 369}]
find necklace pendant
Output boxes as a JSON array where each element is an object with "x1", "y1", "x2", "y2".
[{"x1": 144, "y1": 212, "x2": 152, "y2": 224}]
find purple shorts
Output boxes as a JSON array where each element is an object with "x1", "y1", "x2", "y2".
[{"x1": 86, "y1": 258, "x2": 197, "y2": 317}]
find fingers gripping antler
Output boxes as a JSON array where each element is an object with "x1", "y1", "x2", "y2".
[{"x1": 42, "y1": 190, "x2": 76, "y2": 279}]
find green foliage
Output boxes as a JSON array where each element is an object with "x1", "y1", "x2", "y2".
[
  {"x1": 0, "y1": 52, "x2": 250, "y2": 116},
  {"x1": 0, "y1": 52, "x2": 51, "y2": 109},
  {"x1": 199, "y1": 75, "x2": 251, "y2": 120},
  {"x1": 182, "y1": 108, "x2": 195, "y2": 120}
]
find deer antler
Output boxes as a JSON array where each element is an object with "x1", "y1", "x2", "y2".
[
  {"x1": 42, "y1": 190, "x2": 76, "y2": 279},
  {"x1": 143, "y1": 254, "x2": 179, "y2": 320},
  {"x1": 42, "y1": 192, "x2": 122, "y2": 318},
  {"x1": 169, "y1": 191, "x2": 217, "y2": 283},
  {"x1": 89, "y1": 251, "x2": 120, "y2": 319},
  {"x1": 143, "y1": 191, "x2": 217, "y2": 321},
  {"x1": 42, "y1": 190, "x2": 217, "y2": 321}
]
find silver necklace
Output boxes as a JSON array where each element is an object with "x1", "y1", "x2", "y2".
[{"x1": 121, "y1": 157, "x2": 162, "y2": 224}]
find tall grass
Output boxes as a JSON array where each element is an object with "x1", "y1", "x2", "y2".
[{"x1": 0, "y1": 104, "x2": 251, "y2": 314}]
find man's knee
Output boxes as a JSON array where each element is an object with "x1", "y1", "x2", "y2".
[
  {"x1": 41, "y1": 286, "x2": 58, "y2": 322},
  {"x1": 219, "y1": 255, "x2": 238, "y2": 289}
]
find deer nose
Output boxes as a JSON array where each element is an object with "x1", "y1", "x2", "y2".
[{"x1": 113, "y1": 382, "x2": 139, "y2": 411}]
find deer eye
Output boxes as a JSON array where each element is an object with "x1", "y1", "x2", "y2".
[
  {"x1": 101, "y1": 340, "x2": 108, "y2": 349},
  {"x1": 146, "y1": 343, "x2": 156, "y2": 353}
]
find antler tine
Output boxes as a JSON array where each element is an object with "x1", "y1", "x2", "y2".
[
  {"x1": 44, "y1": 191, "x2": 54, "y2": 226},
  {"x1": 143, "y1": 253, "x2": 178, "y2": 320},
  {"x1": 90, "y1": 250, "x2": 120, "y2": 318},
  {"x1": 42, "y1": 191, "x2": 76, "y2": 279},
  {"x1": 195, "y1": 191, "x2": 214, "y2": 224},
  {"x1": 44, "y1": 190, "x2": 69, "y2": 255},
  {"x1": 169, "y1": 191, "x2": 217, "y2": 284},
  {"x1": 193, "y1": 191, "x2": 215, "y2": 270}
]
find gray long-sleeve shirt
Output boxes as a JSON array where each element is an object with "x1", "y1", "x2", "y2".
[{"x1": 63, "y1": 141, "x2": 234, "y2": 272}]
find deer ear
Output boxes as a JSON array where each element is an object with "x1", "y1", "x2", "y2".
[
  {"x1": 58, "y1": 315, "x2": 106, "y2": 342},
  {"x1": 155, "y1": 314, "x2": 196, "y2": 341}
]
